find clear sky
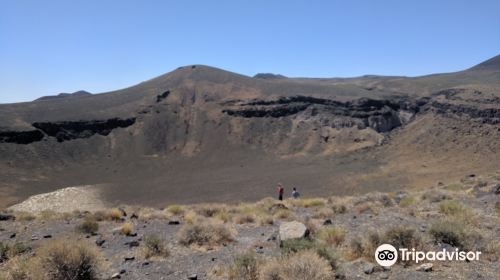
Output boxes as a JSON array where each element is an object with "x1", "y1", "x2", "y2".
[{"x1": 0, "y1": 0, "x2": 499, "y2": 104}]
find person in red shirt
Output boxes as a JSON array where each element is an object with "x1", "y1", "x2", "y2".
[{"x1": 277, "y1": 183, "x2": 284, "y2": 201}]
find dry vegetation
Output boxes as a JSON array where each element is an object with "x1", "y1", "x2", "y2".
[{"x1": 0, "y1": 172, "x2": 498, "y2": 279}]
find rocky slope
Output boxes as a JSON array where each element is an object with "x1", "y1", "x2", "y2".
[
  {"x1": 0, "y1": 172, "x2": 498, "y2": 279},
  {"x1": 0, "y1": 56, "x2": 499, "y2": 208}
]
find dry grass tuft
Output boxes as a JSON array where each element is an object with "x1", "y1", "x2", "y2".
[
  {"x1": 316, "y1": 226, "x2": 346, "y2": 246},
  {"x1": 165, "y1": 204, "x2": 184, "y2": 216},
  {"x1": 259, "y1": 250, "x2": 334, "y2": 280},
  {"x1": 177, "y1": 221, "x2": 235, "y2": 247},
  {"x1": 120, "y1": 222, "x2": 134, "y2": 236},
  {"x1": 143, "y1": 234, "x2": 169, "y2": 259},
  {"x1": 77, "y1": 217, "x2": 99, "y2": 234},
  {"x1": 106, "y1": 208, "x2": 124, "y2": 221}
]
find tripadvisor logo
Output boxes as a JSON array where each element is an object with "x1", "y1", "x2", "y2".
[{"x1": 375, "y1": 244, "x2": 482, "y2": 266}]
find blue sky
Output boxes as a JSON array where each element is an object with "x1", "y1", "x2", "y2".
[{"x1": 0, "y1": 0, "x2": 499, "y2": 103}]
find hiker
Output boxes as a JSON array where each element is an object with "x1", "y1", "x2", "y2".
[
  {"x1": 277, "y1": 183, "x2": 284, "y2": 201},
  {"x1": 291, "y1": 187, "x2": 300, "y2": 199}
]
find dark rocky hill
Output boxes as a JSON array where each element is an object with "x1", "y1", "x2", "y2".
[{"x1": 0, "y1": 56, "x2": 499, "y2": 208}]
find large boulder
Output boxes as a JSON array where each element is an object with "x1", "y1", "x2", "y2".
[{"x1": 279, "y1": 221, "x2": 309, "y2": 241}]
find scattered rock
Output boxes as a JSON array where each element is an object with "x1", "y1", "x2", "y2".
[
  {"x1": 187, "y1": 274, "x2": 197, "y2": 280},
  {"x1": 416, "y1": 263, "x2": 433, "y2": 272},
  {"x1": 323, "y1": 219, "x2": 332, "y2": 225},
  {"x1": 124, "y1": 256, "x2": 135, "y2": 262},
  {"x1": 269, "y1": 203, "x2": 288, "y2": 212},
  {"x1": 9, "y1": 233, "x2": 16, "y2": 238},
  {"x1": 493, "y1": 184, "x2": 500, "y2": 195},
  {"x1": 168, "y1": 220, "x2": 180, "y2": 225},
  {"x1": 279, "y1": 221, "x2": 309, "y2": 241},
  {"x1": 364, "y1": 263, "x2": 375, "y2": 274},
  {"x1": 394, "y1": 191, "x2": 408, "y2": 204},
  {"x1": 111, "y1": 273, "x2": 121, "y2": 279},
  {"x1": 43, "y1": 234, "x2": 52, "y2": 239},
  {"x1": 0, "y1": 213, "x2": 15, "y2": 221},
  {"x1": 96, "y1": 238, "x2": 105, "y2": 247},
  {"x1": 379, "y1": 272, "x2": 389, "y2": 279},
  {"x1": 120, "y1": 269, "x2": 126, "y2": 274},
  {"x1": 125, "y1": 240, "x2": 140, "y2": 248}
]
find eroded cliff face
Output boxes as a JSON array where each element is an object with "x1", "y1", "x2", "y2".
[{"x1": 0, "y1": 118, "x2": 136, "y2": 144}]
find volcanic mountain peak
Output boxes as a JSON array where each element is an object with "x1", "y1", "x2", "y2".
[
  {"x1": 35, "y1": 90, "x2": 92, "y2": 101},
  {"x1": 468, "y1": 54, "x2": 500, "y2": 71}
]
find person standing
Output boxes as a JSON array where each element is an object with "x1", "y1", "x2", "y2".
[
  {"x1": 291, "y1": 187, "x2": 300, "y2": 199},
  {"x1": 277, "y1": 183, "x2": 284, "y2": 201}
]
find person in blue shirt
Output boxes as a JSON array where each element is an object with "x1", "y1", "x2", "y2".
[{"x1": 291, "y1": 187, "x2": 300, "y2": 199}]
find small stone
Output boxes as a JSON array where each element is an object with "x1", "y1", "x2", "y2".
[
  {"x1": 125, "y1": 240, "x2": 140, "y2": 247},
  {"x1": 0, "y1": 213, "x2": 15, "y2": 221},
  {"x1": 187, "y1": 274, "x2": 197, "y2": 280},
  {"x1": 323, "y1": 219, "x2": 332, "y2": 225},
  {"x1": 416, "y1": 263, "x2": 433, "y2": 272},
  {"x1": 119, "y1": 269, "x2": 126, "y2": 274},
  {"x1": 111, "y1": 273, "x2": 121, "y2": 279},
  {"x1": 364, "y1": 263, "x2": 375, "y2": 274},
  {"x1": 43, "y1": 234, "x2": 52, "y2": 239},
  {"x1": 124, "y1": 256, "x2": 135, "y2": 262},
  {"x1": 9, "y1": 233, "x2": 16, "y2": 238},
  {"x1": 96, "y1": 238, "x2": 105, "y2": 247},
  {"x1": 142, "y1": 261, "x2": 150, "y2": 266},
  {"x1": 168, "y1": 220, "x2": 180, "y2": 225}
]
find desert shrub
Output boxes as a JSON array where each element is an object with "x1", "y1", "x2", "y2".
[
  {"x1": 398, "y1": 196, "x2": 416, "y2": 207},
  {"x1": 214, "y1": 210, "x2": 230, "y2": 223},
  {"x1": 429, "y1": 219, "x2": 468, "y2": 248},
  {"x1": 228, "y1": 251, "x2": 259, "y2": 280},
  {"x1": 90, "y1": 211, "x2": 106, "y2": 222},
  {"x1": 316, "y1": 226, "x2": 346, "y2": 246},
  {"x1": 120, "y1": 222, "x2": 134, "y2": 236},
  {"x1": 315, "y1": 244, "x2": 341, "y2": 270},
  {"x1": 233, "y1": 213, "x2": 256, "y2": 224},
  {"x1": 312, "y1": 207, "x2": 335, "y2": 219},
  {"x1": 258, "y1": 259, "x2": 282, "y2": 280},
  {"x1": 273, "y1": 209, "x2": 291, "y2": 220},
  {"x1": 8, "y1": 242, "x2": 30, "y2": 258},
  {"x1": 15, "y1": 212, "x2": 35, "y2": 222},
  {"x1": 0, "y1": 242, "x2": 9, "y2": 262},
  {"x1": 444, "y1": 183, "x2": 465, "y2": 191},
  {"x1": 379, "y1": 195, "x2": 394, "y2": 207},
  {"x1": 177, "y1": 222, "x2": 234, "y2": 247},
  {"x1": 260, "y1": 250, "x2": 334, "y2": 280},
  {"x1": 332, "y1": 204, "x2": 347, "y2": 214},
  {"x1": 143, "y1": 234, "x2": 169, "y2": 258},
  {"x1": 292, "y1": 198, "x2": 326, "y2": 208},
  {"x1": 165, "y1": 204, "x2": 184, "y2": 216},
  {"x1": 258, "y1": 214, "x2": 274, "y2": 226},
  {"x1": 196, "y1": 204, "x2": 226, "y2": 218},
  {"x1": 348, "y1": 238, "x2": 364, "y2": 259},
  {"x1": 106, "y1": 208, "x2": 124, "y2": 221},
  {"x1": 438, "y1": 200, "x2": 465, "y2": 215},
  {"x1": 281, "y1": 238, "x2": 316, "y2": 255},
  {"x1": 384, "y1": 226, "x2": 421, "y2": 249},
  {"x1": 37, "y1": 239, "x2": 100, "y2": 280},
  {"x1": 39, "y1": 210, "x2": 58, "y2": 220},
  {"x1": 77, "y1": 217, "x2": 99, "y2": 234},
  {"x1": 0, "y1": 242, "x2": 30, "y2": 263},
  {"x1": 422, "y1": 190, "x2": 450, "y2": 203},
  {"x1": 183, "y1": 210, "x2": 198, "y2": 224},
  {"x1": 354, "y1": 202, "x2": 378, "y2": 215}
]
